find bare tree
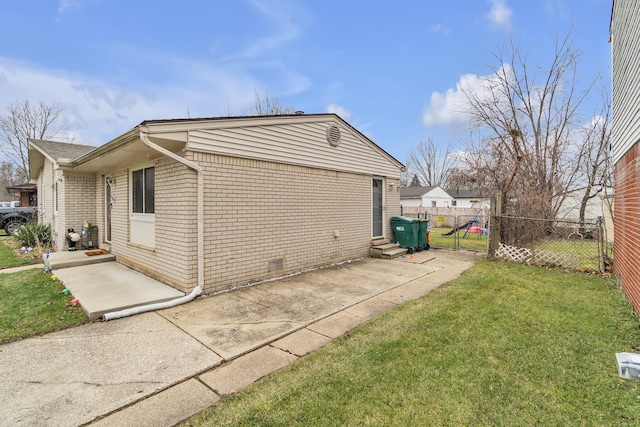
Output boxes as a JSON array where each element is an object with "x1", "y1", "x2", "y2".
[
  {"x1": 246, "y1": 89, "x2": 296, "y2": 116},
  {"x1": 460, "y1": 29, "x2": 594, "y2": 220},
  {"x1": 580, "y1": 85, "x2": 613, "y2": 221},
  {"x1": 406, "y1": 138, "x2": 458, "y2": 188},
  {"x1": 409, "y1": 174, "x2": 422, "y2": 187},
  {"x1": 0, "y1": 100, "x2": 67, "y2": 182},
  {"x1": 0, "y1": 161, "x2": 21, "y2": 200}
]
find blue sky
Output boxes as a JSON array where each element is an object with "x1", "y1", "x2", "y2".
[{"x1": 0, "y1": 0, "x2": 612, "y2": 163}]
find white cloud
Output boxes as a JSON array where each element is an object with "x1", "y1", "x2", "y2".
[
  {"x1": 423, "y1": 65, "x2": 515, "y2": 127},
  {"x1": 1, "y1": 1, "x2": 312, "y2": 146},
  {"x1": 0, "y1": 56, "x2": 270, "y2": 146},
  {"x1": 221, "y1": 0, "x2": 302, "y2": 62},
  {"x1": 487, "y1": 0, "x2": 513, "y2": 31},
  {"x1": 423, "y1": 74, "x2": 481, "y2": 127},
  {"x1": 325, "y1": 104, "x2": 352, "y2": 120}
]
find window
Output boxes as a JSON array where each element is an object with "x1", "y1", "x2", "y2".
[
  {"x1": 431, "y1": 201, "x2": 436, "y2": 208},
  {"x1": 452, "y1": 200, "x2": 457, "y2": 207},
  {"x1": 132, "y1": 167, "x2": 155, "y2": 214}
]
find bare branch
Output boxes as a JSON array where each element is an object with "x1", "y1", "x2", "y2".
[
  {"x1": 406, "y1": 138, "x2": 458, "y2": 187},
  {"x1": 0, "y1": 100, "x2": 67, "y2": 182},
  {"x1": 246, "y1": 89, "x2": 296, "y2": 116}
]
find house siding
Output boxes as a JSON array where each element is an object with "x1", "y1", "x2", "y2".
[
  {"x1": 188, "y1": 120, "x2": 401, "y2": 178},
  {"x1": 613, "y1": 142, "x2": 640, "y2": 311},
  {"x1": 611, "y1": 0, "x2": 640, "y2": 164}
]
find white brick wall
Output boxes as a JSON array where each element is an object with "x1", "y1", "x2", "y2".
[
  {"x1": 39, "y1": 152, "x2": 401, "y2": 295},
  {"x1": 190, "y1": 151, "x2": 400, "y2": 294}
]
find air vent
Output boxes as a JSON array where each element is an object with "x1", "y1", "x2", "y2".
[
  {"x1": 326, "y1": 124, "x2": 341, "y2": 147},
  {"x1": 268, "y1": 258, "x2": 284, "y2": 272}
]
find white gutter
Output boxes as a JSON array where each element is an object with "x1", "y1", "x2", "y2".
[{"x1": 102, "y1": 128, "x2": 205, "y2": 321}]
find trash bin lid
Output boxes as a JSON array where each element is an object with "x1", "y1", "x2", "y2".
[{"x1": 391, "y1": 216, "x2": 419, "y2": 223}]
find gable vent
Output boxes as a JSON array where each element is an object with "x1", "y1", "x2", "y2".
[{"x1": 326, "y1": 124, "x2": 341, "y2": 147}]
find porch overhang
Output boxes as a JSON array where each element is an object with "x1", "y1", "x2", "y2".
[{"x1": 68, "y1": 128, "x2": 187, "y2": 173}]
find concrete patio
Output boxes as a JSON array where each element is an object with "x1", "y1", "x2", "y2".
[{"x1": 46, "y1": 250, "x2": 185, "y2": 320}]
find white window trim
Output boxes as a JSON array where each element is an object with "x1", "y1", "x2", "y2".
[{"x1": 129, "y1": 165, "x2": 156, "y2": 248}]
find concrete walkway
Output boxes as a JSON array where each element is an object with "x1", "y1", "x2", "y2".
[{"x1": 0, "y1": 250, "x2": 482, "y2": 427}]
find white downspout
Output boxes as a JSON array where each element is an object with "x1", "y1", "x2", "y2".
[{"x1": 102, "y1": 128, "x2": 205, "y2": 321}]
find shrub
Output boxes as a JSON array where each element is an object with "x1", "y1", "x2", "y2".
[{"x1": 11, "y1": 222, "x2": 52, "y2": 249}]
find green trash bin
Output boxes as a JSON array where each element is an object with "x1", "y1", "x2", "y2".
[
  {"x1": 391, "y1": 216, "x2": 420, "y2": 253},
  {"x1": 418, "y1": 219, "x2": 430, "y2": 250}
]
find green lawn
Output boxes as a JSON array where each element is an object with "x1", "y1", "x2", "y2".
[
  {"x1": 0, "y1": 269, "x2": 88, "y2": 343},
  {"x1": 184, "y1": 260, "x2": 640, "y2": 426},
  {"x1": 429, "y1": 226, "x2": 488, "y2": 251},
  {"x1": 0, "y1": 236, "x2": 40, "y2": 269},
  {"x1": 533, "y1": 238, "x2": 603, "y2": 271},
  {"x1": 0, "y1": 236, "x2": 87, "y2": 343}
]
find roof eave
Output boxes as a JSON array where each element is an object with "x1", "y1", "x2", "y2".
[{"x1": 69, "y1": 127, "x2": 139, "y2": 167}]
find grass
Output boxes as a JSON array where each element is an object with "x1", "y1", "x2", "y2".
[
  {"x1": 0, "y1": 269, "x2": 88, "y2": 343},
  {"x1": 533, "y1": 238, "x2": 602, "y2": 271},
  {"x1": 184, "y1": 260, "x2": 640, "y2": 426},
  {"x1": 429, "y1": 226, "x2": 488, "y2": 251},
  {"x1": 0, "y1": 235, "x2": 87, "y2": 343},
  {"x1": 0, "y1": 236, "x2": 40, "y2": 269}
]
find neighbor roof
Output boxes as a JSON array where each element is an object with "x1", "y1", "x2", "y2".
[
  {"x1": 445, "y1": 189, "x2": 483, "y2": 199},
  {"x1": 400, "y1": 186, "x2": 438, "y2": 198}
]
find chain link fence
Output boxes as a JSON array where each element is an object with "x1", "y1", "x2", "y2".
[
  {"x1": 491, "y1": 215, "x2": 612, "y2": 273},
  {"x1": 399, "y1": 212, "x2": 489, "y2": 251},
  {"x1": 395, "y1": 205, "x2": 611, "y2": 273}
]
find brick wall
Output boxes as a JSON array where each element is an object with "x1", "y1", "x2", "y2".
[
  {"x1": 614, "y1": 140, "x2": 640, "y2": 313},
  {"x1": 190, "y1": 151, "x2": 400, "y2": 294},
  {"x1": 100, "y1": 152, "x2": 400, "y2": 294},
  {"x1": 58, "y1": 173, "x2": 97, "y2": 251},
  {"x1": 107, "y1": 160, "x2": 198, "y2": 293}
]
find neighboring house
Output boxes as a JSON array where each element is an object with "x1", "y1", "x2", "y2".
[
  {"x1": 28, "y1": 140, "x2": 96, "y2": 228},
  {"x1": 6, "y1": 183, "x2": 38, "y2": 207},
  {"x1": 554, "y1": 187, "x2": 614, "y2": 222},
  {"x1": 610, "y1": 1, "x2": 640, "y2": 312},
  {"x1": 445, "y1": 189, "x2": 487, "y2": 209},
  {"x1": 400, "y1": 186, "x2": 453, "y2": 208},
  {"x1": 29, "y1": 114, "x2": 404, "y2": 295}
]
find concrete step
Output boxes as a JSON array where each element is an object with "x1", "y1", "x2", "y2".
[
  {"x1": 370, "y1": 242, "x2": 407, "y2": 259},
  {"x1": 381, "y1": 247, "x2": 408, "y2": 259},
  {"x1": 372, "y1": 243, "x2": 400, "y2": 251},
  {"x1": 370, "y1": 238, "x2": 389, "y2": 246},
  {"x1": 45, "y1": 249, "x2": 116, "y2": 270}
]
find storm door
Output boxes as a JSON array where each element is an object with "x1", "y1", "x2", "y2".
[
  {"x1": 105, "y1": 176, "x2": 113, "y2": 242},
  {"x1": 372, "y1": 178, "x2": 384, "y2": 238}
]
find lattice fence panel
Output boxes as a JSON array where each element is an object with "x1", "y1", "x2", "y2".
[{"x1": 496, "y1": 242, "x2": 532, "y2": 263}]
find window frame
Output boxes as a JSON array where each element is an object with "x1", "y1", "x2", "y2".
[
  {"x1": 131, "y1": 166, "x2": 155, "y2": 215},
  {"x1": 129, "y1": 165, "x2": 156, "y2": 248}
]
